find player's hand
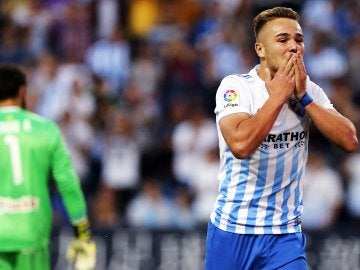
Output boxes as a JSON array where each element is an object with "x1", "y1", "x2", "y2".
[
  {"x1": 67, "y1": 218, "x2": 96, "y2": 270},
  {"x1": 293, "y1": 51, "x2": 307, "y2": 99},
  {"x1": 265, "y1": 52, "x2": 296, "y2": 104},
  {"x1": 66, "y1": 238, "x2": 96, "y2": 270}
]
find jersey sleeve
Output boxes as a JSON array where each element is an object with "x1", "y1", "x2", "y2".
[
  {"x1": 214, "y1": 75, "x2": 252, "y2": 121},
  {"x1": 49, "y1": 123, "x2": 87, "y2": 224},
  {"x1": 306, "y1": 77, "x2": 335, "y2": 110}
]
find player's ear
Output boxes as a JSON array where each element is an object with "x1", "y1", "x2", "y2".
[
  {"x1": 255, "y1": 42, "x2": 265, "y2": 58},
  {"x1": 18, "y1": 85, "x2": 27, "y2": 108},
  {"x1": 19, "y1": 85, "x2": 26, "y2": 99}
]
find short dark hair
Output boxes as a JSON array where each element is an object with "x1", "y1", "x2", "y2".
[
  {"x1": 0, "y1": 63, "x2": 27, "y2": 101},
  {"x1": 253, "y1": 7, "x2": 301, "y2": 39}
]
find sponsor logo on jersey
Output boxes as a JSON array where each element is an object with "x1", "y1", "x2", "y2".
[
  {"x1": 261, "y1": 131, "x2": 308, "y2": 149},
  {"x1": 0, "y1": 196, "x2": 39, "y2": 214},
  {"x1": 223, "y1": 89, "x2": 239, "y2": 108}
]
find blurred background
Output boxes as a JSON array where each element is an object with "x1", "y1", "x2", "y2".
[{"x1": 1, "y1": 0, "x2": 359, "y2": 269}]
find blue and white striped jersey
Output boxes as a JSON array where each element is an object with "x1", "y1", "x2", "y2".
[{"x1": 210, "y1": 65, "x2": 334, "y2": 234}]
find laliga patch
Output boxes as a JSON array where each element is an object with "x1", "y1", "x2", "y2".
[{"x1": 223, "y1": 89, "x2": 239, "y2": 108}]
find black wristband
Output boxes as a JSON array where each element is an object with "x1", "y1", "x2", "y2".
[{"x1": 72, "y1": 219, "x2": 91, "y2": 240}]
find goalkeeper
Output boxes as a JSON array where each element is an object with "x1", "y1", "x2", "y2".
[{"x1": 0, "y1": 64, "x2": 96, "y2": 270}]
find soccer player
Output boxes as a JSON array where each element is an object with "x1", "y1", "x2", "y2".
[
  {"x1": 0, "y1": 64, "x2": 96, "y2": 270},
  {"x1": 205, "y1": 6, "x2": 358, "y2": 270}
]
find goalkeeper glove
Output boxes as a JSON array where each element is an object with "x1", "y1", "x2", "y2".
[{"x1": 66, "y1": 219, "x2": 96, "y2": 270}]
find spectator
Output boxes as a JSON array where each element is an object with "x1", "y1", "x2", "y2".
[
  {"x1": 95, "y1": 0, "x2": 119, "y2": 39},
  {"x1": 171, "y1": 185, "x2": 197, "y2": 230},
  {"x1": 9, "y1": 0, "x2": 52, "y2": 58},
  {"x1": 86, "y1": 27, "x2": 130, "y2": 97},
  {"x1": 172, "y1": 101, "x2": 218, "y2": 188},
  {"x1": 343, "y1": 150, "x2": 360, "y2": 220},
  {"x1": 191, "y1": 146, "x2": 219, "y2": 227},
  {"x1": 126, "y1": 178, "x2": 174, "y2": 229},
  {"x1": 302, "y1": 151, "x2": 344, "y2": 232},
  {"x1": 0, "y1": 22, "x2": 33, "y2": 65},
  {"x1": 305, "y1": 31, "x2": 349, "y2": 93},
  {"x1": 49, "y1": 2, "x2": 93, "y2": 62},
  {"x1": 35, "y1": 54, "x2": 92, "y2": 122},
  {"x1": 94, "y1": 109, "x2": 140, "y2": 226}
]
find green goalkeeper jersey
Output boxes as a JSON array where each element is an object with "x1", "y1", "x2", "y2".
[{"x1": 0, "y1": 106, "x2": 87, "y2": 251}]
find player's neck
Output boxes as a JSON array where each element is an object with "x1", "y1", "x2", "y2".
[
  {"x1": 257, "y1": 62, "x2": 267, "y2": 81},
  {"x1": 257, "y1": 68, "x2": 266, "y2": 81},
  {"x1": 257, "y1": 63, "x2": 274, "y2": 82},
  {"x1": 0, "y1": 98, "x2": 20, "y2": 108}
]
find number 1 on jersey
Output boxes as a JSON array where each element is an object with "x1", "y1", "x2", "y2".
[{"x1": 4, "y1": 134, "x2": 23, "y2": 185}]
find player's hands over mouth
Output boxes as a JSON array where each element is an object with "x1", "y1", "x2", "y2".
[
  {"x1": 293, "y1": 52, "x2": 307, "y2": 99},
  {"x1": 265, "y1": 52, "x2": 296, "y2": 105}
]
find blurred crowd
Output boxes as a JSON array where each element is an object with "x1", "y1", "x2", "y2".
[{"x1": 1, "y1": 0, "x2": 360, "y2": 233}]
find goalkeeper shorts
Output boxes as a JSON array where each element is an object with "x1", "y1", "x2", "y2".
[
  {"x1": 0, "y1": 246, "x2": 50, "y2": 270},
  {"x1": 204, "y1": 221, "x2": 307, "y2": 270}
]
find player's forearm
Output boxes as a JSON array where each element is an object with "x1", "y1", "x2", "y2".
[
  {"x1": 56, "y1": 173, "x2": 88, "y2": 222},
  {"x1": 226, "y1": 98, "x2": 284, "y2": 158},
  {"x1": 306, "y1": 102, "x2": 358, "y2": 152}
]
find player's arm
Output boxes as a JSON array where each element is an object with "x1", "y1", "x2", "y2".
[
  {"x1": 220, "y1": 53, "x2": 296, "y2": 159},
  {"x1": 305, "y1": 104, "x2": 358, "y2": 152},
  {"x1": 220, "y1": 100, "x2": 282, "y2": 159},
  {"x1": 293, "y1": 52, "x2": 358, "y2": 153},
  {"x1": 50, "y1": 124, "x2": 88, "y2": 222},
  {"x1": 50, "y1": 123, "x2": 96, "y2": 270}
]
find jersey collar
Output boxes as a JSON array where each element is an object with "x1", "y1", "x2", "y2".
[{"x1": 0, "y1": 106, "x2": 21, "y2": 112}]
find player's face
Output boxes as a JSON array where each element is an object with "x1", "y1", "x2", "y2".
[{"x1": 255, "y1": 17, "x2": 304, "y2": 75}]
